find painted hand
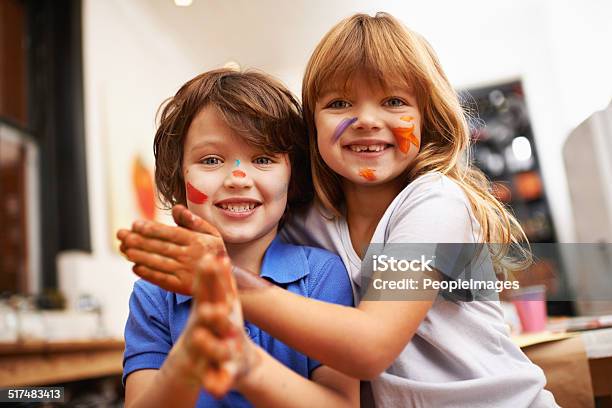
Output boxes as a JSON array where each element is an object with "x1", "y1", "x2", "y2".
[
  {"x1": 172, "y1": 205, "x2": 272, "y2": 291},
  {"x1": 117, "y1": 205, "x2": 226, "y2": 296},
  {"x1": 169, "y1": 256, "x2": 256, "y2": 398}
]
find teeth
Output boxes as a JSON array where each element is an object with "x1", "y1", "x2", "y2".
[
  {"x1": 349, "y1": 144, "x2": 386, "y2": 152},
  {"x1": 220, "y1": 203, "x2": 257, "y2": 212}
]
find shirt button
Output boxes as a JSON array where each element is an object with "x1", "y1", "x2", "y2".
[{"x1": 244, "y1": 326, "x2": 251, "y2": 336}]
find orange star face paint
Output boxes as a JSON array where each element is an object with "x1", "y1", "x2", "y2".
[
  {"x1": 358, "y1": 168, "x2": 377, "y2": 181},
  {"x1": 232, "y1": 169, "x2": 246, "y2": 178},
  {"x1": 186, "y1": 182, "x2": 208, "y2": 204},
  {"x1": 392, "y1": 116, "x2": 419, "y2": 154}
]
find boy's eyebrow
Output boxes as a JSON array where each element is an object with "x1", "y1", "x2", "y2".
[{"x1": 188, "y1": 140, "x2": 223, "y2": 152}]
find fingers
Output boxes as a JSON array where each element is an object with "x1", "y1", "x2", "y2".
[
  {"x1": 132, "y1": 265, "x2": 190, "y2": 295},
  {"x1": 183, "y1": 325, "x2": 234, "y2": 398},
  {"x1": 194, "y1": 257, "x2": 230, "y2": 304},
  {"x1": 173, "y1": 205, "x2": 222, "y2": 238},
  {"x1": 185, "y1": 304, "x2": 243, "y2": 399},
  {"x1": 202, "y1": 368, "x2": 233, "y2": 399},
  {"x1": 120, "y1": 230, "x2": 188, "y2": 260},
  {"x1": 196, "y1": 303, "x2": 237, "y2": 338},
  {"x1": 117, "y1": 229, "x2": 130, "y2": 240},
  {"x1": 124, "y1": 248, "x2": 183, "y2": 272},
  {"x1": 131, "y1": 220, "x2": 194, "y2": 245},
  {"x1": 194, "y1": 254, "x2": 236, "y2": 304},
  {"x1": 190, "y1": 326, "x2": 232, "y2": 362}
]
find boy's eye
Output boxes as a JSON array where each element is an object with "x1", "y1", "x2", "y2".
[
  {"x1": 327, "y1": 100, "x2": 351, "y2": 109},
  {"x1": 200, "y1": 156, "x2": 222, "y2": 165},
  {"x1": 384, "y1": 97, "x2": 407, "y2": 107},
  {"x1": 253, "y1": 157, "x2": 274, "y2": 165}
]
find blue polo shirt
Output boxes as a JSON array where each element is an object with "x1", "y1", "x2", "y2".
[{"x1": 123, "y1": 235, "x2": 353, "y2": 407}]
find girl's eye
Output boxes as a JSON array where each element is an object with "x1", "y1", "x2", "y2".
[
  {"x1": 327, "y1": 100, "x2": 351, "y2": 109},
  {"x1": 384, "y1": 97, "x2": 406, "y2": 107},
  {"x1": 253, "y1": 157, "x2": 274, "y2": 165},
  {"x1": 200, "y1": 156, "x2": 222, "y2": 165}
]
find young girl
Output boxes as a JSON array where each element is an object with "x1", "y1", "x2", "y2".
[
  {"x1": 118, "y1": 68, "x2": 358, "y2": 408},
  {"x1": 122, "y1": 13, "x2": 558, "y2": 407}
]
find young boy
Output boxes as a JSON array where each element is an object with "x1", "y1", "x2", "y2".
[{"x1": 118, "y1": 68, "x2": 358, "y2": 408}]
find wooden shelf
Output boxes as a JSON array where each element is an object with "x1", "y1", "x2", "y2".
[{"x1": 0, "y1": 338, "x2": 125, "y2": 387}]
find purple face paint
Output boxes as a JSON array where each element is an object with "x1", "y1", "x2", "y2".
[{"x1": 332, "y1": 117, "x2": 358, "y2": 143}]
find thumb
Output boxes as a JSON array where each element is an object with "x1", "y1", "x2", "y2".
[
  {"x1": 173, "y1": 204, "x2": 221, "y2": 237},
  {"x1": 202, "y1": 367, "x2": 233, "y2": 399}
]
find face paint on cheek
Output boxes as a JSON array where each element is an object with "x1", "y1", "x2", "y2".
[
  {"x1": 232, "y1": 169, "x2": 246, "y2": 178},
  {"x1": 392, "y1": 116, "x2": 420, "y2": 154},
  {"x1": 358, "y1": 168, "x2": 377, "y2": 181},
  {"x1": 332, "y1": 117, "x2": 358, "y2": 143},
  {"x1": 186, "y1": 182, "x2": 208, "y2": 204}
]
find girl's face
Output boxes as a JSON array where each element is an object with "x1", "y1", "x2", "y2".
[
  {"x1": 182, "y1": 105, "x2": 290, "y2": 245},
  {"x1": 315, "y1": 73, "x2": 421, "y2": 186}
]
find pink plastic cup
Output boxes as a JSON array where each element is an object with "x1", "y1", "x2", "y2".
[{"x1": 510, "y1": 285, "x2": 547, "y2": 333}]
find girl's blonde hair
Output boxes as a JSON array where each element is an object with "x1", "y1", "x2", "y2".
[{"x1": 302, "y1": 12, "x2": 530, "y2": 273}]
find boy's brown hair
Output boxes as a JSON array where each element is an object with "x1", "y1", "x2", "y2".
[{"x1": 154, "y1": 68, "x2": 312, "y2": 213}]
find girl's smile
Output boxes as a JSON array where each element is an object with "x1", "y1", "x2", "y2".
[{"x1": 341, "y1": 139, "x2": 394, "y2": 158}]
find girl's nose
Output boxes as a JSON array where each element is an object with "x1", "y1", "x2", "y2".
[
  {"x1": 352, "y1": 107, "x2": 383, "y2": 131},
  {"x1": 224, "y1": 168, "x2": 253, "y2": 189}
]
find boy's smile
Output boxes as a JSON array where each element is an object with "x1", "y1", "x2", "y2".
[
  {"x1": 314, "y1": 73, "x2": 421, "y2": 185},
  {"x1": 182, "y1": 105, "x2": 290, "y2": 245}
]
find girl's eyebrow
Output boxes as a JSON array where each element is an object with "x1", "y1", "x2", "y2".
[
  {"x1": 385, "y1": 83, "x2": 416, "y2": 94},
  {"x1": 318, "y1": 88, "x2": 347, "y2": 100}
]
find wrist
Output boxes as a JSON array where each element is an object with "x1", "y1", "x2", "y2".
[
  {"x1": 232, "y1": 265, "x2": 273, "y2": 291},
  {"x1": 234, "y1": 341, "x2": 265, "y2": 392},
  {"x1": 164, "y1": 337, "x2": 204, "y2": 389}
]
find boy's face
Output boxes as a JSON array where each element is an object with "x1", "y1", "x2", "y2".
[
  {"x1": 182, "y1": 105, "x2": 290, "y2": 245},
  {"x1": 314, "y1": 72, "x2": 421, "y2": 185}
]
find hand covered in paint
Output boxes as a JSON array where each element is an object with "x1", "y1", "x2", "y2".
[
  {"x1": 117, "y1": 205, "x2": 227, "y2": 296},
  {"x1": 168, "y1": 255, "x2": 257, "y2": 398}
]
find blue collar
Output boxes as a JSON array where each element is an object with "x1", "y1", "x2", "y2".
[{"x1": 176, "y1": 236, "x2": 309, "y2": 304}]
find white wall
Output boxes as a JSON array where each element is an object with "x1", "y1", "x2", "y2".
[
  {"x1": 63, "y1": 0, "x2": 612, "y2": 337},
  {"x1": 60, "y1": 0, "x2": 202, "y2": 337}
]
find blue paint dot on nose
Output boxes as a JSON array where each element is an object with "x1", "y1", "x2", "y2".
[{"x1": 235, "y1": 159, "x2": 240, "y2": 167}]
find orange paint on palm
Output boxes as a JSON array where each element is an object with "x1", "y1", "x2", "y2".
[
  {"x1": 359, "y1": 168, "x2": 377, "y2": 181},
  {"x1": 392, "y1": 116, "x2": 419, "y2": 154},
  {"x1": 232, "y1": 169, "x2": 246, "y2": 178}
]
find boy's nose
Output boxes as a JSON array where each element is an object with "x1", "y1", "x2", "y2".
[{"x1": 224, "y1": 169, "x2": 253, "y2": 189}]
